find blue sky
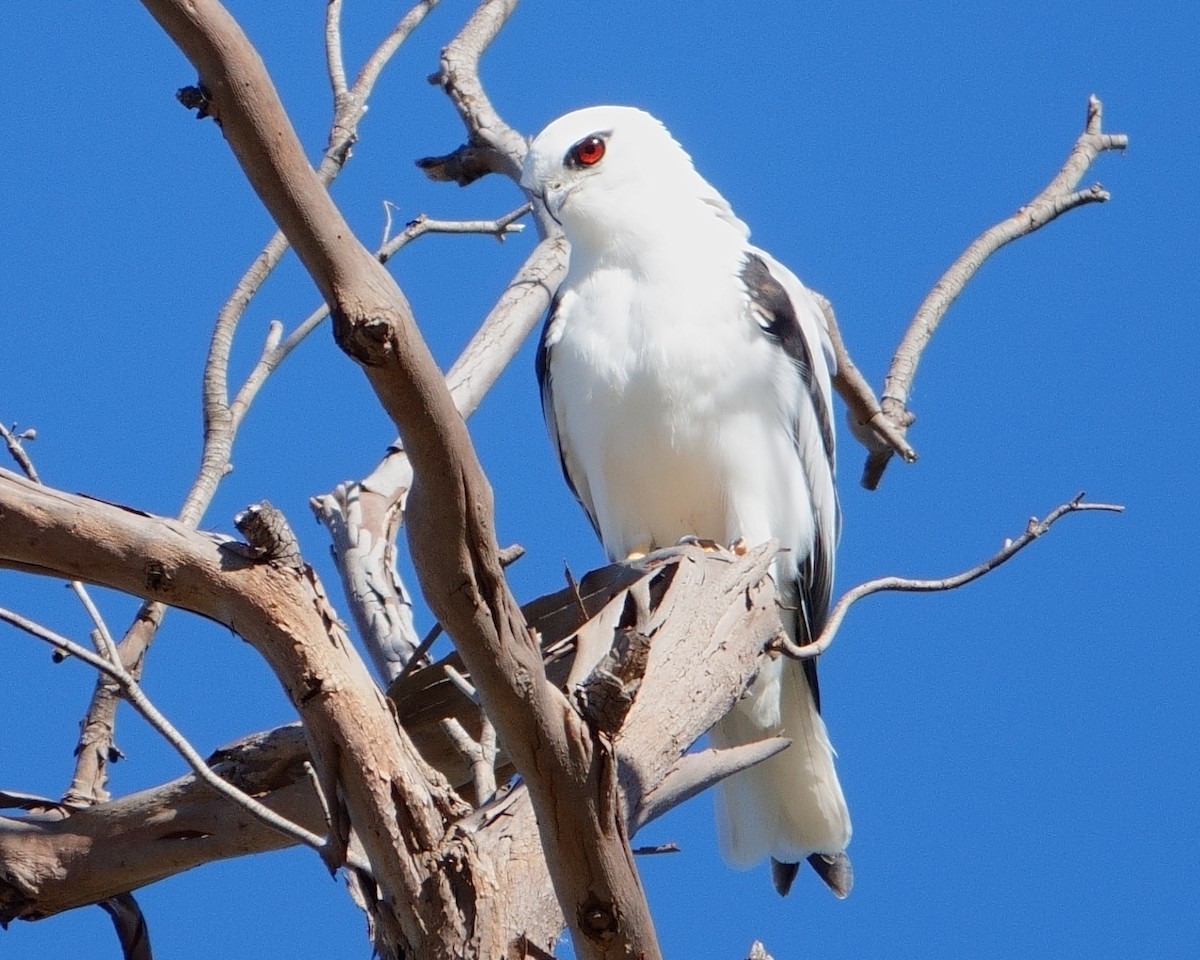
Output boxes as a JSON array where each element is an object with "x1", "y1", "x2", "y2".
[{"x1": 2, "y1": 1, "x2": 1197, "y2": 958}]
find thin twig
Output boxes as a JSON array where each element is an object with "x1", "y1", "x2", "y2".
[
  {"x1": 63, "y1": 2, "x2": 447, "y2": 803},
  {"x1": 443, "y1": 664, "x2": 480, "y2": 705},
  {"x1": 0, "y1": 606, "x2": 369, "y2": 871},
  {"x1": 0, "y1": 422, "x2": 40, "y2": 481},
  {"x1": 231, "y1": 205, "x2": 531, "y2": 420},
  {"x1": 324, "y1": 0, "x2": 348, "y2": 98},
  {"x1": 862, "y1": 96, "x2": 1128, "y2": 490},
  {"x1": 382, "y1": 206, "x2": 530, "y2": 260},
  {"x1": 351, "y1": 1, "x2": 442, "y2": 107},
  {"x1": 815, "y1": 294, "x2": 917, "y2": 464},
  {"x1": 304, "y1": 760, "x2": 334, "y2": 834},
  {"x1": 776, "y1": 494, "x2": 1124, "y2": 660},
  {"x1": 2, "y1": 421, "x2": 121, "y2": 668},
  {"x1": 70, "y1": 583, "x2": 120, "y2": 664}
]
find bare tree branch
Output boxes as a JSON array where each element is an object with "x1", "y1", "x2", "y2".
[
  {"x1": 1, "y1": 420, "x2": 138, "y2": 806},
  {"x1": 1, "y1": 727, "x2": 328, "y2": 923},
  {"x1": 1, "y1": 421, "x2": 120, "y2": 664},
  {"x1": 260, "y1": 202, "x2": 531, "y2": 398},
  {"x1": 382, "y1": 203, "x2": 529, "y2": 247},
  {"x1": 0, "y1": 466, "x2": 479, "y2": 953},
  {"x1": 1, "y1": 472, "x2": 786, "y2": 955},
  {"x1": 419, "y1": 0, "x2": 526, "y2": 184},
  {"x1": 314, "y1": 232, "x2": 566, "y2": 683},
  {"x1": 62, "y1": 0, "x2": 444, "y2": 811},
  {"x1": 324, "y1": 0, "x2": 348, "y2": 98},
  {"x1": 0, "y1": 422, "x2": 40, "y2": 480},
  {"x1": 350, "y1": 1, "x2": 444, "y2": 123},
  {"x1": 774, "y1": 494, "x2": 1125, "y2": 660},
  {"x1": 0, "y1": 603, "x2": 355, "y2": 865},
  {"x1": 857, "y1": 95, "x2": 1128, "y2": 489},
  {"x1": 815, "y1": 294, "x2": 919, "y2": 466}
]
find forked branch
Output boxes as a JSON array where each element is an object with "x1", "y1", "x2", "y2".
[
  {"x1": 835, "y1": 95, "x2": 1127, "y2": 489},
  {"x1": 0, "y1": 606, "x2": 349, "y2": 865},
  {"x1": 62, "y1": 0, "x2": 444, "y2": 812},
  {"x1": 419, "y1": 0, "x2": 526, "y2": 184},
  {"x1": 138, "y1": 1, "x2": 663, "y2": 957}
]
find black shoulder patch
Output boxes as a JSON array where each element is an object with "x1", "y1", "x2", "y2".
[
  {"x1": 743, "y1": 253, "x2": 839, "y2": 711},
  {"x1": 740, "y1": 253, "x2": 835, "y2": 462}
]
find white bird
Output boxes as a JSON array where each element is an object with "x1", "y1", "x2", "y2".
[{"x1": 522, "y1": 106, "x2": 851, "y2": 897}]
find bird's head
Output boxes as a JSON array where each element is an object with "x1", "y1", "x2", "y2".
[{"x1": 521, "y1": 106, "x2": 747, "y2": 257}]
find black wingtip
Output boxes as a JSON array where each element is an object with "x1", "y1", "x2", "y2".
[
  {"x1": 806, "y1": 851, "x2": 853, "y2": 899},
  {"x1": 772, "y1": 854, "x2": 853, "y2": 897},
  {"x1": 771, "y1": 858, "x2": 800, "y2": 896}
]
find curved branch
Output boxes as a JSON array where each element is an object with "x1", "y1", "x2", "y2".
[
  {"x1": 137, "y1": 2, "x2": 662, "y2": 957},
  {"x1": 313, "y1": 232, "x2": 565, "y2": 682},
  {"x1": 776, "y1": 494, "x2": 1125, "y2": 660},
  {"x1": 0, "y1": 466, "x2": 470, "y2": 954},
  {"x1": 0, "y1": 607, "x2": 343, "y2": 862},
  {"x1": 419, "y1": 0, "x2": 527, "y2": 184},
  {"x1": 860, "y1": 95, "x2": 1127, "y2": 489},
  {"x1": 64, "y1": 0, "x2": 443, "y2": 810}
]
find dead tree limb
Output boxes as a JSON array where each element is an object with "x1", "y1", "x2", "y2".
[
  {"x1": 418, "y1": 0, "x2": 526, "y2": 184},
  {"x1": 0, "y1": 472, "x2": 784, "y2": 956},
  {"x1": 774, "y1": 494, "x2": 1125, "y2": 660},
  {"x1": 850, "y1": 95, "x2": 1128, "y2": 489},
  {"x1": 136, "y1": 2, "x2": 667, "y2": 956},
  {"x1": 62, "y1": 0, "x2": 443, "y2": 811}
]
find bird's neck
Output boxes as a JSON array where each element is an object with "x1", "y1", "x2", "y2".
[{"x1": 565, "y1": 196, "x2": 745, "y2": 279}]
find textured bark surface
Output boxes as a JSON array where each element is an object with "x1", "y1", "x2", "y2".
[
  {"x1": 0, "y1": 466, "x2": 786, "y2": 956},
  {"x1": 0, "y1": 2, "x2": 1127, "y2": 956}
]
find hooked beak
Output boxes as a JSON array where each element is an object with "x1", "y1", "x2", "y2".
[{"x1": 524, "y1": 180, "x2": 574, "y2": 226}]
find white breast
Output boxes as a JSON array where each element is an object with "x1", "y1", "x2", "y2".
[{"x1": 547, "y1": 253, "x2": 817, "y2": 568}]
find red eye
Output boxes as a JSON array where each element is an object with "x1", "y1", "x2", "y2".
[{"x1": 569, "y1": 135, "x2": 606, "y2": 167}]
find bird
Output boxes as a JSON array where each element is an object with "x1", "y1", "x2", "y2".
[{"x1": 521, "y1": 106, "x2": 851, "y2": 898}]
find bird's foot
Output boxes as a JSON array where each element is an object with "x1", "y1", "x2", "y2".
[
  {"x1": 674, "y1": 535, "x2": 724, "y2": 553},
  {"x1": 674, "y1": 535, "x2": 749, "y2": 556}
]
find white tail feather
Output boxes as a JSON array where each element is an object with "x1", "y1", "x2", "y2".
[{"x1": 711, "y1": 657, "x2": 850, "y2": 867}]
